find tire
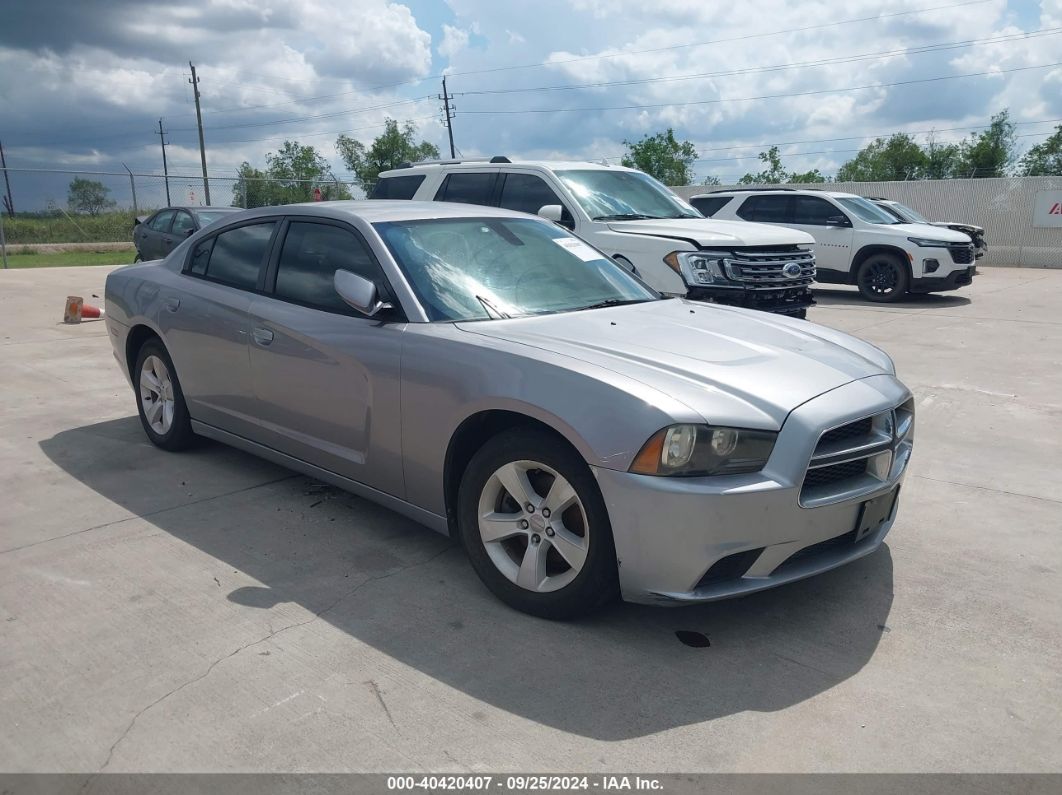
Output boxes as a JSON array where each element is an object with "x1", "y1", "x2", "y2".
[
  {"x1": 856, "y1": 254, "x2": 909, "y2": 303},
  {"x1": 133, "y1": 339, "x2": 195, "y2": 451},
  {"x1": 457, "y1": 428, "x2": 619, "y2": 619}
]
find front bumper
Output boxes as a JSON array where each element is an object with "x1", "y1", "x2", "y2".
[
  {"x1": 594, "y1": 375, "x2": 912, "y2": 605},
  {"x1": 910, "y1": 265, "x2": 976, "y2": 293},
  {"x1": 687, "y1": 284, "x2": 815, "y2": 316}
]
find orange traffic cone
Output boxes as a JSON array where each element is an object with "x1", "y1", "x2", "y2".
[{"x1": 63, "y1": 296, "x2": 104, "y2": 324}]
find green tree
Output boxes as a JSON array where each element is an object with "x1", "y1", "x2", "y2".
[
  {"x1": 234, "y1": 141, "x2": 351, "y2": 208},
  {"x1": 621, "y1": 128, "x2": 698, "y2": 185},
  {"x1": 67, "y1": 177, "x2": 116, "y2": 215},
  {"x1": 337, "y1": 119, "x2": 440, "y2": 192},
  {"x1": 957, "y1": 110, "x2": 1017, "y2": 178},
  {"x1": 737, "y1": 146, "x2": 790, "y2": 184},
  {"x1": 836, "y1": 134, "x2": 927, "y2": 182},
  {"x1": 922, "y1": 135, "x2": 964, "y2": 179},
  {"x1": 701, "y1": 174, "x2": 722, "y2": 186},
  {"x1": 1018, "y1": 123, "x2": 1062, "y2": 176},
  {"x1": 789, "y1": 168, "x2": 828, "y2": 184}
]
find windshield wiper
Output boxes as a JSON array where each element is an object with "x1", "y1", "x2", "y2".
[
  {"x1": 573, "y1": 298, "x2": 652, "y2": 312},
  {"x1": 592, "y1": 213, "x2": 658, "y2": 221},
  {"x1": 475, "y1": 294, "x2": 511, "y2": 319}
]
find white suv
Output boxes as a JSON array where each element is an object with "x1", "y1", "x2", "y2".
[
  {"x1": 372, "y1": 159, "x2": 818, "y2": 317},
  {"x1": 690, "y1": 188, "x2": 976, "y2": 303}
]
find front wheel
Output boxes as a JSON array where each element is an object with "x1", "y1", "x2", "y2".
[
  {"x1": 856, "y1": 254, "x2": 909, "y2": 303},
  {"x1": 457, "y1": 428, "x2": 618, "y2": 619}
]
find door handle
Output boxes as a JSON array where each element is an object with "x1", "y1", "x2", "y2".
[
  {"x1": 253, "y1": 327, "x2": 274, "y2": 346},
  {"x1": 163, "y1": 297, "x2": 180, "y2": 312}
]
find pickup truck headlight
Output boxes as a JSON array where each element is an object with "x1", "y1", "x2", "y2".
[
  {"x1": 663, "y1": 250, "x2": 733, "y2": 287},
  {"x1": 907, "y1": 237, "x2": 953, "y2": 247},
  {"x1": 630, "y1": 424, "x2": 777, "y2": 476}
]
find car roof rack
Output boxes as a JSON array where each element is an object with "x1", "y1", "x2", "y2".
[
  {"x1": 865, "y1": 196, "x2": 891, "y2": 201},
  {"x1": 395, "y1": 155, "x2": 511, "y2": 169},
  {"x1": 707, "y1": 186, "x2": 798, "y2": 193}
]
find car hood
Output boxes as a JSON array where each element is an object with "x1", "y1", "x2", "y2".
[
  {"x1": 456, "y1": 299, "x2": 893, "y2": 429},
  {"x1": 931, "y1": 221, "x2": 984, "y2": 234},
  {"x1": 606, "y1": 218, "x2": 815, "y2": 248},
  {"x1": 890, "y1": 222, "x2": 972, "y2": 243}
]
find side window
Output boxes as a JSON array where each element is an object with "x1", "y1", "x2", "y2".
[
  {"x1": 369, "y1": 175, "x2": 425, "y2": 200},
  {"x1": 434, "y1": 172, "x2": 497, "y2": 205},
  {"x1": 497, "y1": 173, "x2": 566, "y2": 216},
  {"x1": 690, "y1": 196, "x2": 732, "y2": 217},
  {"x1": 170, "y1": 211, "x2": 195, "y2": 236},
  {"x1": 188, "y1": 237, "x2": 214, "y2": 276},
  {"x1": 793, "y1": 196, "x2": 838, "y2": 225},
  {"x1": 737, "y1": 195, "x2": 790, "y2": 222},
  {"x1": 274, "y1": 222, "x2": 387, "y2": 314},
  {"x1": 149, "y1": 210, "x2": 175, "y2": 232},
  {"x1": 201, "y1": 222, "x2": 276, "y2": 290}
]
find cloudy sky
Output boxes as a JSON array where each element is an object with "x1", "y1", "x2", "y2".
[{"x1": 1, "y1": 0, "x2": 1060, "y2": 208}]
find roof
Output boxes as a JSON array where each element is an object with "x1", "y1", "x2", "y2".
[
  {"x1": 690, "y1": 188, "x2": 862, "y2": 200},
  {"x1": 229, "y1": 199, "x2": 548, "y2": 224},
  {"x1": 378, "y1": 160, "x2": 632, "y2": 178}
]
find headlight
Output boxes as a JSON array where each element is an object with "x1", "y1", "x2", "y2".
[
  {"x1": 630, "y1": 424, "x2": 777, "y2": 477},
  {"x1": 907, "y1": 237, "x2": 953, "y2": 247},
  {"x1": 663, "y1": 250, "x2": 734, "y2": 287}
]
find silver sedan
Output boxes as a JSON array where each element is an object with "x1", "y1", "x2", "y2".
[{"x1": 105, "y1": 201, "x2": 913, "y2": 619}]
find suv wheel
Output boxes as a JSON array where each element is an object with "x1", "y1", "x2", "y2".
[
  {"x1": 457, "y1": 428, "x2": 618, "y2": 619},
  {"x1": 856, "y1": 254, "x2": 909, "y2": 303}
]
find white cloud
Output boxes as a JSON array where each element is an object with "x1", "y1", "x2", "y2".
[{"x1": 439, "y1": 24, "x2": 471, "y2": 58}]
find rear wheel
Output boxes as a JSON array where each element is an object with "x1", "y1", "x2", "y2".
[
  {"x1": 134, "y1": 340, "x2": 195, "y2": 451},
  {"x1": 457, "y1": 428, "x2": 618, "y2": 619},
  {"x1": 856, "y1": 254, "x2": 909, "y2": 303}
]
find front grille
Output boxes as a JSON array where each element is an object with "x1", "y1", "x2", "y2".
[
  {"x1": 722, "y1": 248, "x2": 816, "y2": 291},
  {"x1": 819, "y1": 417, "x2": 872, "y2": 448},
  {"x1": 800, "y1": 402, "x2": 913, "y2": 506},
  {"x1": 948, "y1": 245, "x2": 975, "y2": 264},
  {"x1": 803, "y1": 458, "x2": 868, "y2": 489}
]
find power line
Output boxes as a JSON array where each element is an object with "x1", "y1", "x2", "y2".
[
  {"x1": 168, "y1": 96, "x2": 434, "y2": 134},
  {"x1": 452, "y1": 28, "x2": 1062, "y2": 97},
  {"x1": 457, "y1": 61, "x2": 1062, "y2": 116}
]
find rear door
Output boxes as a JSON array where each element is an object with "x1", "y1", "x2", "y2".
[
  {"x1": 161, "y1": 219, "x2": 279, "y2": 439},
  {"x1": 246, "y1": 218, "x2": 405, "y2": 495},
  {"x1": 168, "y1": 210, "x2": 196, "y2": 253},
  {"x1": 433, "y1": 171, "x2": 499, "y2": 206}
]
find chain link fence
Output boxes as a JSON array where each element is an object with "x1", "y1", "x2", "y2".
[{"x1": 0, "y1": 167, "x2": 363, "y2": 247}]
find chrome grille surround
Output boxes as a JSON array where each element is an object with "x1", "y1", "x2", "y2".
[
  {"x1": 800, "y1": 397, "x2": 915, "y2": 508},
  {"x1": 721, "y1": 249, "x2": 817, "y2": 291}
]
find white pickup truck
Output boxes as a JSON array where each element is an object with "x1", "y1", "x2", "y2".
[{"x1": 372, "y1": 159, "x2": 818, "y2": 317}]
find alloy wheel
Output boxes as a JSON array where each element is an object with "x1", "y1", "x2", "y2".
[
  {"x1": 477, "y1": 460, "x2": 589, "y2": 593},
  {"x1": 139, "y1": 354, "x2": 175, "y2": 435},
  {"x1": 860, "y1": 260, "x2": 900, "y2": 297}
]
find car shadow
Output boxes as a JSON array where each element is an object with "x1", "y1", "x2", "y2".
[
  {"x1": 40, "y1": 417, "x2": 895, "y2": 741},
  {"x1": 812, "y1": 287, "x2": 972, "y2": 310}
]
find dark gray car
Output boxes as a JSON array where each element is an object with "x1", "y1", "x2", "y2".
[{"x1": 133, "y1": 206, "x2": 242, "y2": 261}]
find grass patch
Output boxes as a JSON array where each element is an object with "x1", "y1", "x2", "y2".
[
  {"x1": 2, "y1": 210, "x2": 147, "y2": 244},
  {"x1": 3, "y1": 249, "x2": 137, "y2": 269}
]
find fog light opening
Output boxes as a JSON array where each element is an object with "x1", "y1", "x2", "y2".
[{"x1": 923, "y1": 258, "x2": 940, "y2": 274}]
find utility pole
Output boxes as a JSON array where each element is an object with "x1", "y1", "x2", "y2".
[
  {"x1": 122, "y1": 162, "x2": 138, "y2": 215},
  {"x1": 439, "y1": 76, "x2": 456, "y2": 159},
  {"x1": 189, "y1": 62, "x2": 211, "y2": 205},
  {"x1": 0, "y1": 139, "x2": 14, "y2": 217},
  {"x1": 156, "y1": 119, "x2": 172, "y2": 206}
]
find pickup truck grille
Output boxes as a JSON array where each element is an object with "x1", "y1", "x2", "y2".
[
  {"x1": 722, "y1": 249, "x2": 816, "y2": 291},
  {"x1": 800, "y1": 398, "x2": 915, "y2": 507}
]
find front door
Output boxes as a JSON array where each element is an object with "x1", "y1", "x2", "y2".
[
  {"x1": 785, "y1": 195, "x2": 853, "y2": 273},
  {"x1": 246, "y1": 219, "x2": 405, "y2": 496}
]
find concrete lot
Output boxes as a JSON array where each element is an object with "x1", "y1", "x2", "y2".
[{"x1": 1, "y1": 265, "x2": 1059, "y2": 773}]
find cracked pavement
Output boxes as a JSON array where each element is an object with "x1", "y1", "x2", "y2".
[{"x1": 1, "y1": 265, "x2": 1060, "y2": 772}]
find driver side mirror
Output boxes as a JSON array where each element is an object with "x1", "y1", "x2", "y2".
[
  {"x1": 334, "y1": 269, "x2": 393, "y2": 317},
  {"x1": 826, "y1": 215, "x2": 850, "y2": 227},
  {"x1": 537, "y1": 204, "x2": 574, "y2": 230},
  {"x1": 185, "y1": 227, "x2": 195, "y2": 237}
]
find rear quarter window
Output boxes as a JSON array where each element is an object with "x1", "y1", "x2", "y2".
[
  {"x1": 434, "y1": 172, "x2": 497, "y2": 206},
  {"x1": 690, "y1": 196, "x2": 733, "y2": 217},
  {"x1": 369, "y1": 174, "x2": 426, "y2": 200}
]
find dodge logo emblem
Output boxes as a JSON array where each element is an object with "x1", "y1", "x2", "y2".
[{"x1": 783, "y1": 262, "x2": 803, "y2": 278}]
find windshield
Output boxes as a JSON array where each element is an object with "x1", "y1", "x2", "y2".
[
  {"x1": 196, "y1": 210, "x2": 235, "y2": 227},
  {"x1": 556, "y1": 169, "x2": 701, "y2": 221},
  {"x1": 837, "y1": 197, "x2": 902, "y2": 224},
  {"x1": 891, "y1": 201, "x2": 929, "y2": 224},
  {"x1": 375, "y1": 217, "x2": 658, "y2": 322}
]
